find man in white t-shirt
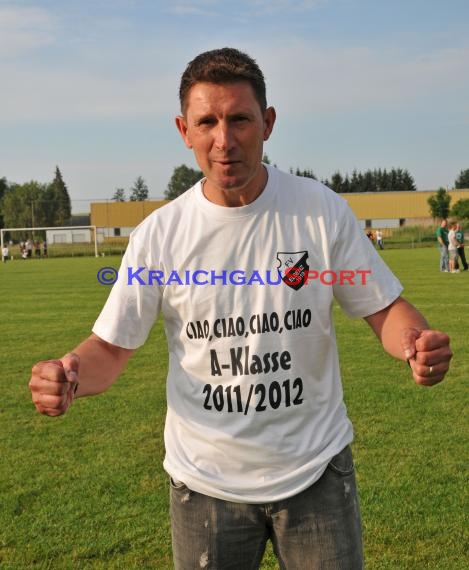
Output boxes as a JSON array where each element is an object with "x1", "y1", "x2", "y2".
[
  {"x1": 448, "y1": 221, "x2": 460, "y2": 273},
  {"x1": 29, "y1": 48, "x2": 453, "y2": 569},
  {"x1": 376, "y1": 229, "x2": 384, "y2": 250}
]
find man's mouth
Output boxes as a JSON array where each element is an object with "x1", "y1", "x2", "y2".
[{"x1": 215, "y1": 159, "x2": 240, "y2": 166}]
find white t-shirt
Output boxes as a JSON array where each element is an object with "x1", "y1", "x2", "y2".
[
  {"x1": 93, "y1": 165, "x2": 403, "y2": 503},
  {"x1": 448, "y1": 229, "x2": 458, "y2": 251}
]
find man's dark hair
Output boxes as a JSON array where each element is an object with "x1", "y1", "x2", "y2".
[{"x1": 179, "y1": 47, "x2": 267, "y2": 114}]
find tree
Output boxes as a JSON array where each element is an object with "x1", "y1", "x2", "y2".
[
  {"x1": 294, "y1": 167, "x2": 316, "y2": 180},
  {"x1": 329, "y1": 171, "x2": 344, "y2": 192},
  {"x1": 112, "y1": 188, "x2": 126, "y2": 202},
  {"x1": 375, "y1": 168, "x2": 387, "y2": 192},
  {"x1": 349, "y1": 170, "x2": 361, "y2": 193},
  {"x1": 164, "y1": 165, "x2": 203, "y2": 200},
  {"x1": 361, "y1": 170, "x2": 375, "y2": 193},
  {"x1": 400, "y1": 169, "x2": 417, "y2": 192},
  {"x1": 129, "y1": 176, "x2": 149, "y2": 201},
  {"x1": 2, "y1": 181, "x2": 51, "y2": 231},
  {"x1": 454, "y1": 169, "x2": 469, "y2": 189},
  {"x1": 0, "y1": 176, "x2": 10, "y2": 228},
  {"x1": 49, "y1": 166, "x2": 72, "y2": 226},
  {"x1": 450, "y1": 199, "x2": 469, "y2": 220},
  {"x1": 2, "y1": 173, "x2": 73, "y2": 233},
  {"x1": 428, "y1": 187, "x2": 451, "y2": 219}
]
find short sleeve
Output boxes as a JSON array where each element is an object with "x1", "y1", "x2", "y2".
[
  {"x1": 331, "y1": 203, "x2": 403, "y2": 318},
  {"x1": 92, "y1": 234, "x2": 163, "y2": 349}
]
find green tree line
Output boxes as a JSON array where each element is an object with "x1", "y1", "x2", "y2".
[
  {"x1": 323, "y1": 168, "x2": 417, "y2": 193},
  {"x1": 0, "y1": 167, "x2": 71, "y2": 232},
  {"x1": 288, "y1": 166, "x2": 418, "y2": 193}
]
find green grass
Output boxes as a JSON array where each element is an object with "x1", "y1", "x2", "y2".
[
  {"x1": 0, "y1": 251, "x2": 467, "y2": 569},
  {"x1": 381, "y1": 224, "x2": 439, "y2": 248},
  {"x1": 6, "y1": 241, "x2": 128, "y2": 260}
]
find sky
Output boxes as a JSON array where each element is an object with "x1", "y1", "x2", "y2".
[{"x1": 1, "y1": 0, "x2": 468, "y2": 213}]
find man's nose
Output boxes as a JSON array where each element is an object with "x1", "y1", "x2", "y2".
[{"x1": 214, "y1": 122, "x2": 233, "y2": 151}]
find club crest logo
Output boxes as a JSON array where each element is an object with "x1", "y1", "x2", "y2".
[{"x1": 276, "y1": 251, "x2": 309, "y2": 290}]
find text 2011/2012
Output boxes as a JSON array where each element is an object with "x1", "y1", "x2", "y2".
[{"x1": 202, "y1": 378, "x2": 304, "y2": 415}]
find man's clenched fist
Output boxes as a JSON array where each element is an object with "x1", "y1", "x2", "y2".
[{"x1": 29, "y1": 353, "x2": 80, "y2": 416}]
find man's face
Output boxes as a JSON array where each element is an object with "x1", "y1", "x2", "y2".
[{"x1": 176, "y1": 81, "x2": 276, "y2": 205}]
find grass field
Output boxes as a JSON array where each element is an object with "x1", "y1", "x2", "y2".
[{"x1": 1, "y1": 250, "x2": 467, "y2": 569}]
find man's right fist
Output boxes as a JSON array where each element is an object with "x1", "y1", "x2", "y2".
[{"x1": 29, "y1": 353, "x2": 80, "y2": 416}]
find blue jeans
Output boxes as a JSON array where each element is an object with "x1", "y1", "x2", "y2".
[
  {"x1": 170, "y1": 445, "x2": 363, "y2": 569},
  {"x1": 440, "y1": 245, "x2": 449, "y2": 271}
]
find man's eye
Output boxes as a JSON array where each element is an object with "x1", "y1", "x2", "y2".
[{"x1": 198, "y1": 118, "x2": 215, "y2": 126}]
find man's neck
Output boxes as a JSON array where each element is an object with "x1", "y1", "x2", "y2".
[{"x1": 202, "y1": 165, "x2": 268, "y2": 207}]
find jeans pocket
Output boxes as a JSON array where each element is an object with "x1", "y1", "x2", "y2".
[
  {"x1": 170, "y1": 477, "x2": 188, "y2": 491},
  {"x1": 326, "y1": 445, "x2": 355, "y2": 476}
]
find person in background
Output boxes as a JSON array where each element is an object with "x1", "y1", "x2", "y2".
[
  {"x1": 448, "y1": 221, "x2": 460, "y2": 273},
  {"x1": 376, "y1": 229, "x2": 384, "y2": 250},
  {"x1": 436, "y1": 219, "x2": 449, "y2": 272},
  {"x1": 25, "y1": 239, "x2": 33, "y2": 258},
  {"x1": 454, "y1": 222, "x2": 468, "y2": 271}
]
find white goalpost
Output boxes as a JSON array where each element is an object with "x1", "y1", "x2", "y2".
[{"x1": 1, "y1": 225, "x2": 99, "y2": 261}]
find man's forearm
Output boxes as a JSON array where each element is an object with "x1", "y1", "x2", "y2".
[
  {"x1": 365, "y1": 297, "x2": 429, "y2": 360},
  {"x1": 70, "y1": 334, "x2": 135, "y2": 398}
]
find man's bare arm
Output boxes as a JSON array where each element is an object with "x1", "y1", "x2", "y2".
[
  {"x1": 70, "y1": 333, "x2": 135, "y2": 397},
  {"x1": 29, "y1": 333, "x2": 135, "y2": 416},
  {"x1": 365, "y1": 296, "x2": 452, "y2": 386}
]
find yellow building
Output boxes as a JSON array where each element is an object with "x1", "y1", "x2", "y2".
[
  {"x1": 91, "y1": 200, "x2": 168, "y2": 242},
  {"x1": 342, "y1": 189, "x2": 469, "y2": 229},
  {"x1": 91, "y1": 189, "x2": 469, "y2": 242}
]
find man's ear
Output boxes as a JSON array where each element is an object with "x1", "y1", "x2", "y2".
[
  {"x1": 263, "y1": 106, "x2": 276, "y2": 141},
  {"x1": 175, "y1": 115, "x2": 192, "y2": 149}
]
